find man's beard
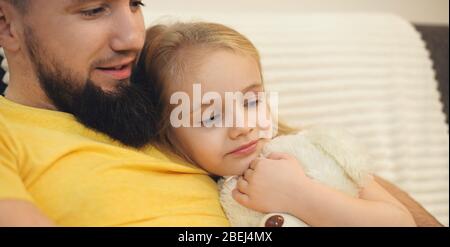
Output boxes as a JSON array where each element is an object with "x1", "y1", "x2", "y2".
[{"x1": 24, "y1": 27, "x2": 158, "y2": 148}]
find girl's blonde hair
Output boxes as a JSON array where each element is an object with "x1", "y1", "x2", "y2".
[{"x1": 133, "y1": 22, "x2": 297, "y2": 163}]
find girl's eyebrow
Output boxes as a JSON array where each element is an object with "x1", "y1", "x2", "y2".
[
  {"x1": 190, "y1": 98, "x2": 216, "y2": 114},
  {"x1": 242, "y1": 83, "x2": 263, "y2": 93},
  {"x1": 188, "y1": 82, "x2": 263, "y2": 114}
]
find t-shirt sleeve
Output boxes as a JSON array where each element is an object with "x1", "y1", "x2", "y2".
[{"x1": 0, "y1": 123, "x2": 34, "y2": 202}]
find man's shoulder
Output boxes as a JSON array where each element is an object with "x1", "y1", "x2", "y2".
[
  {"x1": 139, "y1": 145, "x2": 204, "y2": 171},
  {"x1": 0, "y1": 106, "x2": 17, "y2": 147}
]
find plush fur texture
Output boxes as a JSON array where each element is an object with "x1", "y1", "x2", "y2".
[{"x1": 218, "y1": 126, "x2": 374, "y2": 227}]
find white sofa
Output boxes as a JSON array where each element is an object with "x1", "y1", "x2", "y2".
[{"x1": 143, "y1": 12, "x2": 449, "y2": 225}]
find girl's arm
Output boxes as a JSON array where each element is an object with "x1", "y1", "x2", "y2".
[
  {"x1": 287, "y1": 175, "x2": 416, "y2": 226},
  {"x1": 232, "y1": 152, "x2": 416, "y2": 227},
  {"x1": 374, "y1": 176, "x2": 442, "y2": 227}
]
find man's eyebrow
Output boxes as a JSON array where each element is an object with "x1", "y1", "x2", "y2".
[
  {"x1": 67, "y1": 0, "x2": 111, "y2": 7},
  {"x1": 65, "y1": 0, "x2": 115, "y2": 12},
  {"x1": 70, "y1": 0, "x2": 96, "y2": 5}
]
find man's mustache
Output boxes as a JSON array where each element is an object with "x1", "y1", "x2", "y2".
[{"x1": 91, "y1": 52, "x2": 138, "y2": 69}]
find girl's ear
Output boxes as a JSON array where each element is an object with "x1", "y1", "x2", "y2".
[{"x1": 0, "y1": 4, "x2": 21, "y2": 52}]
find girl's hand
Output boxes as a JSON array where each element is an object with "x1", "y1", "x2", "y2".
[{"x1": 232, "y1": 152, "x2": 311, "y2": 214}]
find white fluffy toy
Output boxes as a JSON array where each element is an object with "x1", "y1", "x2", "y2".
[{"x1": 218, "y1": 126, "x2": 374, "y2": 227}]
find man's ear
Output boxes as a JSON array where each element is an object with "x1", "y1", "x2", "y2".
[{"x1": 0, "y1": 3, "x2": 21, "y2": 52}]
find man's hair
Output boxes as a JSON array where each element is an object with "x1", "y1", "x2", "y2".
[{"x1": 5, "y1": 0, "x2": 28, "y2": 13}]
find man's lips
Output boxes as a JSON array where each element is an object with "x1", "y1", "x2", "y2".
[
  {"x1": 227, "y1": 140, "x2": 259, "y2": 156},
  {"x1": 96, "y1": 60, "x2": 134, "y2": 80}
]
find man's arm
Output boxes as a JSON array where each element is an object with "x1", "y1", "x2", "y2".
[
  {"x1": 0, "y1": 199, "x2": 55, "y2": 226},
  {"x1": 374, "y1": 176, "x2": 443, "y2": 227},
  {"x1": 0, "y1": 179, "x2": 442, "y2": 227}
]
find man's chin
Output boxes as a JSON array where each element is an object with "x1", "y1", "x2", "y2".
[
  {"x1": 71, "y1": 79, "x2": 156, "y2": 148},
  {"x1": 92, "y1": 78, "x2": 130, "y2": 93}
]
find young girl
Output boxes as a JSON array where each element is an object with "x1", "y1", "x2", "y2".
[{"x1": 133, "y1": 22, "x2": 416, "y2": 227}]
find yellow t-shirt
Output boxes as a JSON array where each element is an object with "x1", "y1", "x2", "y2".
[{"x1": 0, "y1": 96, "x2": 229, "y2": 226}]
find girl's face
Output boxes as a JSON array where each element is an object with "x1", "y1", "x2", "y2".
[{"x1": 169, "y1": 50, "x2": 271, "y2": 176}]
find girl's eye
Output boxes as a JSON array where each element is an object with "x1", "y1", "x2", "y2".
[
  {"x1": 202, "y1": 114, "x2": 221, "y2": 127},
  {"x1": 245, "y1": 98, "x2": 260, "y2": 108}
]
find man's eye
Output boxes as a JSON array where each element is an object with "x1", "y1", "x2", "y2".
[
  {"x1": 81, "y1": 7, "x2": 106, "y2": 17},
  {"x1": 131, "y1": 0, "x2": 145, "y2": 10}
]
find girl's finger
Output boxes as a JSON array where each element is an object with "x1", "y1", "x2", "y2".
[
  {"x1": 232, "y1": 188, "x2": 250, "y2": 207},
  {"x1": 244, "y1": 168, "x2": 254, "y2": 181},
  {"x1": 237, "y1": 176, "x2": 249, "y2": 194},
  {"x1": 266, "y1": 152, "x2": 291, "y2": 160},
  {"x1": 249, "y1": 157, "x2": 263, "y2": 169}
]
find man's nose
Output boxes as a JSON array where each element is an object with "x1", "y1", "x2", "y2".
[{"x1": 110, "y1": 8, "x2": 145, "y2": 53}]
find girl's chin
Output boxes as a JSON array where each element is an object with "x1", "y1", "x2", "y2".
[{"x1": 223, "y1": 153, "x2": 261, "y2": 176}]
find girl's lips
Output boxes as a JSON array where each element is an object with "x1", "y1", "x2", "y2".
[{"x1": 228, "y1": 140, "x2": 259, "y2": 156}]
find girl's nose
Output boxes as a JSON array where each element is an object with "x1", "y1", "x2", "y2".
[{"x1": 228, "y1": 125, "x2": 254, "y2": 140}]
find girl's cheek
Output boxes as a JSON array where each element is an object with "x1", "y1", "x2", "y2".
[
  {"x1": 195, "y1": 130, "x2": 227, "y2": 169},
  {"x1": 205, "y1": 129, "x2": 228, "y2": 151}
]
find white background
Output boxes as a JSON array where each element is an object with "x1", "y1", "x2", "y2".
[{"x1": 143, "y1": 0, "x2": 449, "y2": 25}]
